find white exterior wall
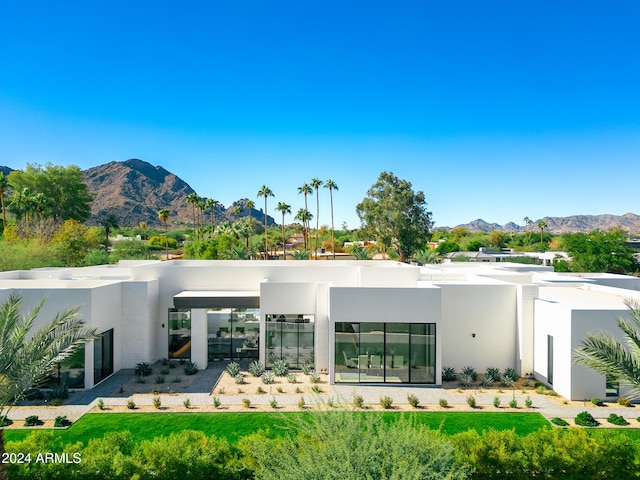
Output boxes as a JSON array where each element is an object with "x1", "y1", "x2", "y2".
[
  {"x1": 328, "y1": 286, "x2": 441, "y2": 384},
  {"x1": 516, "y1": 284, "x2": 538, "y2": 377},
  {"x1": 120, "y1": 279, "x2": 159, "y2": 368},
  {"x1": 439, "y1": 283, "x2": 517, "y2": 372}
]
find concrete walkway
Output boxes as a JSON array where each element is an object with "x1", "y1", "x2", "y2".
[{"x1": 6, "y1": 365, "x2": 639, "y2": 424}]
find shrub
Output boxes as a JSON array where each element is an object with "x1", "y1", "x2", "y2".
[
  {"x1": 467, "y1": 395, "x2": 476, "y2": 408},
  {"x1": 295, "y1": 387, "x2": 302, "y2": 394},
  {"x1": 155, "y1": 375, "x2": 165, "y2": 384},
  {"x1": 591, "y1": 397, "x2": 602, "y2": 406},
  {"x1": 575, "y1": 411, "x2": 598, "y2": 427},
  {"x1": 501, "y1": 375, "x2": 514, "y2": 388},
  {"x1": 172, "y1": 376, "x2": 182, "y2": 383},
  {"x1": 523, "y1": 379, "x2": 531, "y2": 387},
  {"x1": 135, "y1": 362, "x2": 152, "y2": 376},
  {"x1": 249, "y1": 360, "x2": 265, "y2": 377},
  {"x1": 380, "y1": 396, "x2": 393, "y2": 409},
  {"x1": 607, "y1": 413, "x2": 628, "y2": 426},
  {"x1": 212, "y1": 396, "x2": 221, "y2": 408},
  {"x1": 535, "y1": 385, "x2": 547, "y2": 395},
  {"x1": 287, "y1": 373, "x2": 298, "y2": 384},
  {"x1": 183, "y1": 398, "x2": 191, "y2": 409},
  {"x1": 270, "y1": 397, "x2": 278, "y2": 409},
  {"x1": 618, "y1": 397, "x2": 632, "y2": 407},
  {"x1": 160, "y1": 368, "x2": 170, "y2": 375},
  {"x1": 97, "y1": 398, "x2": 105, "y2": 410},
  {"x1": 311, "y1": 385, "x2": 322, "y2": 394},
  {"x1": 184, "y1": 361, "x2": 198, "y2": 375},
  {"x1": 226, "y1": 362, "x2": 241, "y2": 376},
  {"x1": 461, "y1": 366, "x2": 478, "y2": 382},
  {"x1": 301, "y1": 362, "x2": 312, "y2": 375},
  {"x1": 503, "y1": 367, "x2": 519, "y2": 382},
  {"x1": 256, "y1": 386, "x2": 266, "y2": 394},
  {"x1": 235, "y1": 373, "x2": 245, "y2": 384},
  {"x1": 439, "y1": 398, "x2": 448, "y2": 408},
  {"x1": 407, "y1": 394, "x2": 420, "y2": 408},
  {"x1": 442, "y1": 366, "x2": 457, "y2": 381},
  {"x1": 353, "y1": 395, "x2": 364, "y2": 409},
  {"x1": 54, "y1": 415, "x2": 70, "y2": 428},
  {"x1": 24, "y1": 415, "x2": 41, "y2": 427},
  {"x1": 153, "y1": 396, "x2": 161, "y2": 409},
  {"x1": 126, "y1": 400, "x2": 136, "y2": 409},
  {"x1": 552, "y1": 417, "x2": 569, "y2": 426},
  {"x1": 51, "y1": 398, "x2": 62, "y2": 406},
  {"x1": 485, "y1": 367, "x2": 501, "y2": 383},
  {"x1": 548, "y1": 390, "x2": 558, "y2": 396},
  {"x1": 458, "y1": 373, "x2": 473, "y2": 387},
  {"x1": 135, "y1": 376, "x2": 146, "y2": 384},
  {"x1": 242, "y1": 398, "x2": 251, "y2": 408},
  {"x1": 493, "y1": 396, "x2": 500, "y2": 408},
  {"x1": 298, "y1": 397, "x2": 306, "y2": 409},
  {"x1": 480, "y1": 375, "x2": 494, "y2": 387},
  {"x1": 0, "y1": 416, "x2": 13, "y2": 427},
  {"x1": 261, "y1": 372, "x2": 275, "y2": 384},
  {"x1": 509, "y1": 398, "x2": 518, "y2": 408},
  {"x1": 272, "y1": 359, "x2": 289, "y2": 376},
  {"x1": 276, "y1": 386, "x2": 283, "y2": 393},
  {"x1": 51, "y1": 383, "x2": 69, "y2": 400},
  {"x1": 308, "y1": 371, "x2": 321, "y2": 384},
  {"x1": 525, "y1": 396, "x2": 533, "y2": 408}
]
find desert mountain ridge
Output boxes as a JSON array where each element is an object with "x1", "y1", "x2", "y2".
[{"x1": 1, "y1": 159, "x2": 638, "y2": 232}]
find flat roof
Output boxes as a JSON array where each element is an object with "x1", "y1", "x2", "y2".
[{"x1": 173, "y1": 290, "x2": 260, "y2": 309}]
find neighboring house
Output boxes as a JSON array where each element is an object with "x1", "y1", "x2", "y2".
[{"x1": 1, "y1": 260, "x2": 639, "y2": 400}]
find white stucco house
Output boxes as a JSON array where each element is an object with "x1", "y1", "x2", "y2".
[{"x1": 1, "y1": 259, "x2": 639, "y2": 401}]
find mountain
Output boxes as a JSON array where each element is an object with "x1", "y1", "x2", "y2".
[
  {"x1": 453, "y1": 213, "x2": 640, "y2": 234},
  {"x1": 0, "y1": 166, "x2": 14, "y2": 176},
  {"x1": 82, "y1": 159, "x2": 274, "y2": 227}
]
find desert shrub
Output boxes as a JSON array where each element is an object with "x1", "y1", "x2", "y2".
[
  {"x1": 618, "y1": 397, "x2": 631, "y2": 407},
  {"x1": 272, "y1": 359, "x2": 289, "y2": 376},
  {"x1": 226, "y1": 362, "x2": 241, "y2": 376},
  {"x1": 467, "y1": 395, "x2": 476, "y2": 408},
  {"x1": 461, "y1": 366, "x2": 478, "y2": 382},
  {"x1": 184, "y1": 361, "x2": 198, "y2": 375},
  {"x1": 261, "y1": 372, "x2": 275, "y2": 384},
  {"x1": 183, "y1": 398, "x2": 191, "y2": 409},
  {"x1": 242, "y1": 398, "x2": 251, "y2": 408},
  {"x1": 295, "y1": 387, "x2": 302, "y2": 394},
  {"x1": 442, "y1": 366, "x2": 457, "y2": 381},
  {"x1": 97, "y1": 398, "x2": 105, "y2": 410},
  {"x1": 503, "y1": 367, "x2": 519, "y2": 382},
  {"x1": 127, "y1": 400, "x2": 136, "y2": 409},
  {"x1": 525, "y1": 396, "x2": 533, "y2": 408},
  {"x1": 234, "y1": 373, "x2": 245, "y2": 385},
  {"x1": 298, "y1": 397, "x2": 306, "y2": 409},
  {"x1": 153, "y1": 396, "x2": 161, "y2": 409},
  {"x1": 0, "y1": 416, "x2": 12, "y2": 427},
  {"x1": 501, "y1": 375, "x2": 514, "y2": 388},
  {"x1": 607, "y1": 413, "x2": 628, "y2": 426},
  {"x1": 172, "y1": 376, "x2": 182, "y2": 383},
  {"x1": 311, "y1": 385, "x2": 322, "y2": 394},
  {"x1": 249, "y1": 360, "x2": 265, "y2": 377},
  {"x1": 270, "y1": 397, "x2": 278, "y2": 409},
  {"x1": 509, "y1": 398, "x2": 518, "y2": 408},
  {"x1": 301, "y1": 362, "x2": 312, "y2": 375},
  {"x1": 287, "y1": 373, "x2": 297, "y2": 384},
  {"x1": 458, "y1": 373, "x2": 473, "y2": 387},
  {"x1": 591, "y1": 397, "x2": 602, "y2": 406},
  {"x1": 439, "y1": 398, "x2": 448, "y2": 408},
  {"x1": 407, "y1": 394, "x2": 420, "y2": 408},
  {"x1": 51, "y1": 398, "x2": 62, "y2": 406},
  {"x1": 575, "y1": 411, "x2": 598, "y2": 427},
  {"x1": 484, "y1": 367, "x2": 501, "y2": 383},
  {"x1": 54, "y1": 415, "x2": 71, "y2": 428},
  {"x1": 155, "y1": 375, "x2": 165, "y2": 384},
  {"x1": 276, "y1": 386, "x2": 284, "y2": 393},
  {"x1": 160, "y1": 368, "x2": 170, "y2": 375},
  {"x1": 535, "y1": 385, "x2": 547, "y2": 394},
  {"x1": 547, "y1": 390, "x2": 558, "y2": 396},
  {"x1": 353, "y1": 395, "x2": 364, "y2": 409},
  {"x1": 493, "y1": 396, "x2": 500, "y2": 408},
  {"x1": 212, "y1": 396, "x2": 221, "y2": 408},
  {"x1": 551, "y1": 417, "x2": 569, "y2": 426},
  {"x1": 480, "y1": 375, "x2": 494, "y2": 387},
  {"x1": 308, "y1": 371, "x2": 321, "y2": 384},
  {"x1": 135, "y1": 362, "x2": 152, "y2": 376},
  {"x1": 24, "y1": 415, "x2": 42, "y2": 427},
  {"x1": 256, "y1": 386, "x2": 266, "y2": 394},
  {"x1": 51, "y1": 383, "x2": 69, "y2": 400}
]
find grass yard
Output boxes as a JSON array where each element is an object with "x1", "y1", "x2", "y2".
[{"x1": 5, "y1": 411, "x2": 551, "y2": 446}]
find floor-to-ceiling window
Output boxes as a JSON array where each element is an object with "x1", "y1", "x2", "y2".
[
  {"x1": 206, "y1": 308, "x2": 260, "y2": 361},
  {"x1": 335, "y1": 322, "x2": 436, "y2": 384},
  {"x1": 94, "y1": 329, "x2": 113, "y2": 384},
  {"x1": 547, "y1": 335, "x2": 554, "y2": 385},
  {"x1": 168, "y1": 309, "x2": 191, "y2": 359},
  {"x1": 266, "y1": 314, "x2": 314, "y2": 369}
]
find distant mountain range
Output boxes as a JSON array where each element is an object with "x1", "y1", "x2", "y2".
[
  {"x1": 1, "y1": 159, "x2": 638, "y2": 232},
  {"x1": 452, "y1": 213, "x2": 640, "y2": 234}
]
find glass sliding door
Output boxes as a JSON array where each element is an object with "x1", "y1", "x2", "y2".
[
  {"x1": 410, "y1": 323, "x2": 435, "y2": 383},
  {"x1": 335, "y1": 322, "x2": 359, "y2": 382},
  {"x1": 168, "y1": 309, "x2": 191, "y2": 360},
  {"x1": 385, "y1": 323, "x2": 409, "y2": 383},
  {"x1": 266, "y1": 314, "x2": 315, "y2": 369},
  {"x1": 94, "y1": 329, "x2": 114, "y2": 385}
]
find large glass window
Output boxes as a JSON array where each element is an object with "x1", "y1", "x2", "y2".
[
  {"x1": 207, "y1": 308, "x2": 260, "y2": 361},
  {"x1": 168, "y1": 309, "x2": 191, "y2": 359},
  {"x1": 335, "y1": 322, "x2": 436, "y2": 384},
  {"x1": 547, "y1": 335, "x2": 554, "y2": 385},
  {"x1": 266, "y1": 314, "x2": 314, "y2": 369},
  {"x1": 606, "y1": 374, "x2": 619, "y2": 397},
  {"x1": 94, "y1": 329, "x2": 114, "y2": 385}
]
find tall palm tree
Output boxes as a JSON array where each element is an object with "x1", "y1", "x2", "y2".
[
  {"x1": 0, "y1": 294, "x2": 97, "y2": 479},
  {"x1": 233, "y1": 205, "x2": 243, "y2": 218},
  {"x1": 537, "y1": 220, "x2": 548, "y2": 247},
  {"x1": 205, "y1": 198, "x2": 218, "y2": 236},
  {"x1": 275, "y1": 202, "x2": 291, "y2": 260},
  {"x1": 574, "y1": 299, "x2": 640, "y2": 399},
  {"x1": 157, "y1": 209, "x2": 171, "y2": 260},
  {"x1": 100, "y1": 214, "x2": 119, "y2": 248},
  {"x1": 186, "y1": 193, "x2": 199, "y2": 239},
  {"x1": 196, "y1": 198, "x2": 206, "y2": 241},
  {"x1": 0, "y1": 172, "x2": 8, "y2": 230},
  {"x1": 295, "y1": 208, "x2": 313, "y2": 252},
  {"x1": 139, "y1": 221, "x2": 147, "y2": 241},
  {"x1": 297, "y1": 183, "x2": 313, "y2": 249},
  {"x1": 310, "y1": 178, "x2": 323, "y2": 259},
  {"x1": 33, "y1": 192, "x2": 47, "y2": 242},
  {"x1": 257, "y1": 186, "x2": 274, "y2": 259},
  {"x1": 324, "y1": 179, "x2": 338, "y2": 260}
]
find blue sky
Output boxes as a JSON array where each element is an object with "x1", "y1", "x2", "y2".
[{"x1": 1, "y1": 1, "x2": 639, "y2": 229}]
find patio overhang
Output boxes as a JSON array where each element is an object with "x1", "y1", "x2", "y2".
[{"x1": 173, "y1": 290, "x2": 260, "y2": 309}]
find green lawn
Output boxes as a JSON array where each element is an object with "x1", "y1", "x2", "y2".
[{"x1": 5, "y1": 411, "x2": 551, "y2": 446}]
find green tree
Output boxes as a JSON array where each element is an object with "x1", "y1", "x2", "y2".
[
  {"x1": 8, "y1": 163, "x2": 93, "y2": 223},
  {"x1": 157, "y1": 209, "x2": 171, "y2": 260},
  {"x1": 0, "y1": 172, "x2": 8, "y2": 231},
  {"x1": 0, "y1": 294, "x2": 96, "y2": 480},
  {"x1": 324, "y1": 179, "x2": 339, "y2": 259},
  {"x1": 275, "y1": 202, "x2": 291, "y2": 260},
  {"x1": 139, "y1": 221, "x2": 148, "y2": 241},
  {"x1": 356, "y1": 171, "x2": 433, "y2": 262},
  {"x1": 297, "y1": 183, "x2": 313, "y2": 249},
  {"x1": 537, "y1": 220, "x2": 547, "y2": 247},
  {"x1": 99, "y1": 214, "x2": 119, "y2": 247},
  {"x1": 294, "y1": 208, "x2": 312, "y2": 252},
  {"x1": 574, "y1": 299, "x2": 640, "y2": 399},
  {"x1": 186, "y1": 193, "x2": 200, "y2": 238},
  {"x1": 257, "y1": 186, "x2": 274, "y2": 259},
  {"x1": 310, "y1": 178, "x2": 323, "y2": 259},
  {"x1": 205, "y1": 198, "x2": 219, "y2": 235},
  {"x1": 412, "y1": 248, "x2": 441, "y2": 265},
  {"x1": 51, "y1": 220, "x2": 101, "y2": 267},
  {"x1": 563, "y1": 230, "x2": 639, "y2": 274}
]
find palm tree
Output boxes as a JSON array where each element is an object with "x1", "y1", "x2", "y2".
[
  {"x1": 275, "y1": 202, "x2": 291, "y2": 260},
  {"x1": 233, "y1": 205, "x2": 243, "y2": 219},
  {"x1": 295, "y1": 208, "x2": 313, "y2": 252},
  {"x1": 324, "y1": 179, "x2": 338, "y2": 260},
  {"x1": 139, "y1": 221, "x2": 147, "y2": 241},
  {"x1": 157, "y1": 209, "x2": 171, "y2": 260},
  {"x1": 0, "y1": 294, "x2": 97, "y2": 479},
  {"x1": 257, "y1": 186, "x2": 274, "y2": 259},
  {"x1": 205, "y1": 198, "x2": 219, "y2": 236},
  {"x1": 100, "y1": 214, "x2": 119, "y2": 248},
  {"x1": 196, "y1": 198, "x2": 206, "y2": 241},
  {"x1": 574, "y1": 299, "x2": 640, "y2": 399},
  {"x1": 297, "y1": 183, "x2": 313, "y2": 249},
  {"x1": 0, "y1": 172, "x2": 8, "y2": 230},
  {"x1": 186, "y1": 193, "x2": 199, "y2": 239},
  {"x1": 310, "y1": 178, "x2": 323, "y2": 259},
  {"x1": 537, "y1": 220, "x2": 548, "y2": 247},
  {"x1": 33, "y1": 192, "x2": 47, "y2": 241},
  {"x1": 245, "y1": 199, "x2": 256, "y2": 252}
]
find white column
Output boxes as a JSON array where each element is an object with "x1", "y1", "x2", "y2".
[{"x1": 191, "y1": 309, "x2": 208, "y2": 370}]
